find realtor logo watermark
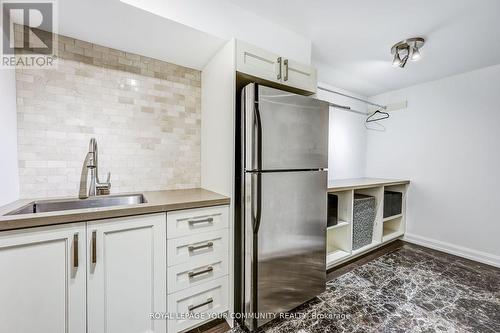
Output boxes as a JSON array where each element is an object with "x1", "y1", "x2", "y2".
[{"x1": 1, "y1": 0, "x2": 57, "y2": 68}]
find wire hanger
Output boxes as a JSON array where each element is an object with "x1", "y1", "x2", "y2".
[{"x1": 366, "y1": 110, "x2": 390, "y2": 123}]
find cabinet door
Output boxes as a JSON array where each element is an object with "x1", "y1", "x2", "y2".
[
  {"x1": 236, "y1": 40, "x2": 282, "y2": 83},
  {"x1": 0, "y1": 223, "x2": 86, "y2": 333},
  {"x1": 282, "y1": 58, "x2": 317, "y2": 93},
  {"x1": 87, "y1": 214, "x2": 166, "y2": 333}
]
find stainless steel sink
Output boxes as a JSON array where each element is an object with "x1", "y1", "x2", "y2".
[{"x1": 6, "y1": 194, "x2": 147, "y2": 215}]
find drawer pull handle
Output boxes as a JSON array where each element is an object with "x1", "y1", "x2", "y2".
[
  {"x1": 277, "y1": 56, "x2": 282, "y2": 80},
  {"x1": 188, "y1": 266, "x2": 214, "y2": 278},
  {"x1": 91, "y1": 231, "x2": 97, "y2": 264},
  {"x1": 188, "y1": 297, "x2": 214, "y2": 312},
  {"x1": 188, "y1": 242, "x2": 214, "y2": 252},
  {"x1": 284, "y1": 59, "x2": 289, "y2": 81},
  {"x1": 188, "y1": 217, "x2": 214, "y2": 225},
  {"x1": 73, "y1": 233, "x2": 79, "y2": 268}
]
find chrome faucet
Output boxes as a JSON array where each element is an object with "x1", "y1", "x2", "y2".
[{"x1": 79, "y1": 138, "x2": 111, "y2": 199}]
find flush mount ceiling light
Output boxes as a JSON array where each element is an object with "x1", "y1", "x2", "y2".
[{"x1": 391, "y1": 37, "x2": 425, "y2": 68}]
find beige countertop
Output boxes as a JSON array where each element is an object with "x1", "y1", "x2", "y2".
[
  {"x1": 0, "y1": 188, "x2": 230, "y2": 231},
  {"x1": 328, "y1": 177, "x2": 410, "y2": 192}
]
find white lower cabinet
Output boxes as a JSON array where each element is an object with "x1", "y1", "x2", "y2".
[
  {"x1": 0, "y1": 206, "x2": 230, "y2": 333},
  {"x1": 0, "y1": 214, "x2": 166, "y2": 333},
  {"x1": 167, "y1": 205, "x2": 230, "y2": 332},
  {"x1": 87, "y1": 213, "x2": 166, "y2": 333},
  {"x1": 0, "y1": 223, "x2": 86, "y2": 333}
]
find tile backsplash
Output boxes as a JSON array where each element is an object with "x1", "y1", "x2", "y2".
[{"x1": 16, "y1": 33, "x2": 201, "y2": 198}]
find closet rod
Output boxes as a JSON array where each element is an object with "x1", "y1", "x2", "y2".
[
  {"x1": 328, "y1": 103, "x2": 367, "y2": 116},
  {"x1": 317, "y1": 86, "x2": 387, "y2": 110}
]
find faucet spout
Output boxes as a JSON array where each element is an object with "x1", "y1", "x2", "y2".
[
  {"x1": 79, "y1": 138, "x2": 111, "y2": 198},
  {"x1": 78, "y1": 152, "x2": 92, "y2": 199}
]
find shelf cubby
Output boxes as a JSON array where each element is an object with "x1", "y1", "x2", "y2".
[
  {"x1": 326, "y1": 189, "x2": 353, "y2": 268},
  {"x1": 353, "y1": 186, "x2": 384, "y2": 245},
  {"x1": 327, "y1": 222, "x2": 351, "y2": 266},
  {"x1": 329, "y1": 190, "x2": 353, "y2": 225},
  {"x1": 382, "y1": 216, "x2": 404, "y2": 242},
  {"x1": 382, "y1": 184, "x2": 407, "y2": 243}
]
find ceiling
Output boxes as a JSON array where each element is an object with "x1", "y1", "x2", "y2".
[
  {"x1": 58, "y1": 0, "x2": 226, "y2": 70},
  {"x1": 228, "y1": 0, "x2": 500, "y2": 96}
]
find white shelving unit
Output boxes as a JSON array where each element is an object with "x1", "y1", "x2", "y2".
[{"x1": 326, "y1": 178, "x2": 409, "y2": 269}]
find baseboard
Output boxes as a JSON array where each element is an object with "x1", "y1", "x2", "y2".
[{"x1": 404, "y1": 233, "x2": 500, "y2": 268}]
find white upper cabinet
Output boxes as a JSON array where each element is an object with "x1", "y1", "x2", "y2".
[
  {"x1": 236, "y1": 39, "x2": 317, "y2": 93},
  {"x1": 0, "y1": 223, "x2": 86, "y2": 333},
  {"x1": 87, "y1": 213, "x2": 166, "y2": 333},
  {"x1": 236, "y1": 40, "x2": 282, "y2": 83},
  {"x1": 282, "y1": 58, "x2": 317, "y2": 93}
]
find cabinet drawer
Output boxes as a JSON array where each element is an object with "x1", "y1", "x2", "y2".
[
  {"x1": 168, "y1": 277, "x2": 228, "y2": 333},
  {"x1": 167, "y1": 230, "x2": 228, "y2": 267},
  {"x1": 168, "y1": 256, "x2": 228, "y2": 294},
  {"x1": 167, "y1": 206, "x2": 228, "y2": 239}
]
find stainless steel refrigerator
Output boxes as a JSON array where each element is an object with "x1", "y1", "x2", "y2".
[{"x1": 240, "y1": 83, "x2": 328, "y2": 330}]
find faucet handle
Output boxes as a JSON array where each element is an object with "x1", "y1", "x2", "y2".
[
  {"x1": 96, "y1": 172, "x2": 111, "y2": 195},
  {"x1": 97, "y1": 172, "x2": 111, "y2": 189}
]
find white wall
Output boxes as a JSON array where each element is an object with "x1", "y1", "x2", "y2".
[
  {"x1": 201, "y1": 40, "x2": 236, "y2": 197},
  {"x1": 0, "y1": 68, "x2": 19, "y2": 206},
  {"x1": 317, "y1": 82, "x2": 367, "y2": 180},
  {"x1": 201, "y1": 40, "x2": 237, "y2": 323},
  {"x1": 366, "y1": 64, "x2": 500, "y2": 266},
  {"x1": 120, "y1": 0, "x2": 311, "y2": 65}
]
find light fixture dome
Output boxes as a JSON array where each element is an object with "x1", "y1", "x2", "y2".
[
  {"x1": 392, "y1": 52, "x2": 402, "y2": 67},
  {"x1": 410, "y1": 43, "x2": 422, "y2": 61}
]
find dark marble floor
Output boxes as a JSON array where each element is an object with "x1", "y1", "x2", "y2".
[{"x1": 224, "y1": 242, "x2": 500, "y2": 333}]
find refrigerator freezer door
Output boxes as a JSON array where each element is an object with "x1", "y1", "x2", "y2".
[
  {"x1": 244, "y1": 170, "x2": 327, "y2": 329},
  {"x1": 244, "y1": 84, "x2": 329, "y2": 171}
]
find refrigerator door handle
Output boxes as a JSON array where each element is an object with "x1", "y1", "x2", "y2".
[
  {"x1": 254, "y1": 100, "x2": 263, "y2": 170},
  {"x1": 252, "y1": 173, "x2": 262, "y2": 233},
  {"x1": 252, "y1": 100, "x2": 263, "y2": 233}
]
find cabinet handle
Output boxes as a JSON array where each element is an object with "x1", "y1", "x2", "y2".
[
  {"x1": 188, "y1": 217, "x2": 213, "y2": 225},
  {"x1": 73, "y1": 233, "x2": 79, "y2": 268},
  {"x1": 188, "y1": 266, "x2": 214, "y2": 278},
  {"x1": 188, "y1": 297, "x2": 213, "y2": 312},
  {"x1": 284, "y1": 59, "x2": 289, "y2": 81},
  {"x1": 188, "y1": 241, "x2": 214, "y2": 252},
  {"x1": 277, "y1": 57, "x2": 282, "y2": 80},
  {"x1": 91, "y1": 231, "x2": 97, "y2": 264}
]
